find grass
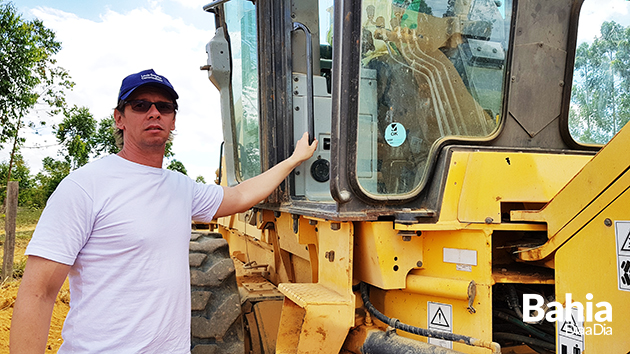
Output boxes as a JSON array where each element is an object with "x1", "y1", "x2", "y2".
[
  {"x1": 0, "y1": 207, "x2": 42, "y2": 239},
  {"x1": 0, "y1": 206, "x2": 42, "y2": 229}
]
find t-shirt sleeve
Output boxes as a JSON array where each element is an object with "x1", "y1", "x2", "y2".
[
  {"x1": 25, "y1": 178, "x2": 94, "y2": 266},
  {"x1": 191, "y1": 183, "x2": 225, "y2": 223}
]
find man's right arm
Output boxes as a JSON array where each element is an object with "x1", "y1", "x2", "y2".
[
  {"x1": 11, "y1": 256, "x2": 70, "y2": 354},
  {"x1": 214, "y1": 132, "x2": 317, "y2": 218}
]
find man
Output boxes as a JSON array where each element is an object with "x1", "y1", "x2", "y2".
[{"x1": 10, "y1": 69, "x2": 317, "y2": 353}]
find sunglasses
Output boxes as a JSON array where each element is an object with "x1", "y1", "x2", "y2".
[{"x1": 124, "y1": 100, "x2": 177, "y2": 114}]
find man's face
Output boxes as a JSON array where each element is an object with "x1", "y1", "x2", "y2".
[{"x1": 114, "y1": 87, "x2": 176, "y2": 151}]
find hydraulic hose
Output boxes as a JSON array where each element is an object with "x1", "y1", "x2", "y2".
[
  {"x1": 506, "y1": 284, "x2": 525, "y2": 320},
  {"x1": 359, "y1": 282, "x2": 501, "y2": 354},
  {"x1": 363, "y1": 329, "x2": 465, "y2": 354},
  {"x1": 493, "y1": 310, "x2": 555, "y2": 344},
  {"x1": 493, "y1": 332, "x2": 555, "y2": 351}
]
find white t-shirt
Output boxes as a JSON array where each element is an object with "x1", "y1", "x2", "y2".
[{"x1": 25, "y1": 155, "x2": 224, "y2": 353}]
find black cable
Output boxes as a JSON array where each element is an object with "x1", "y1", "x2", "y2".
[
  {"x1": 352, "y1": 283, "x2": 361, "y2": 292},
  {"x1": 360, "y1": 282, "x2": 487, "y2": 347}
]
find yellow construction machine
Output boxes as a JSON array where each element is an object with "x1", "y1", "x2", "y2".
[{"x1": 191, "y1": 0, "x2": 630, "y2": 353}]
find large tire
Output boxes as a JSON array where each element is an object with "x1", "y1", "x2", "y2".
[{"x1": 190, "y1": 232, "x2": 245, "y2": 354}]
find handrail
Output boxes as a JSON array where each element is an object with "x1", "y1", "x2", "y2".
[{"x1": 292, "y1": 22, "x2": 315, "y2": 145}]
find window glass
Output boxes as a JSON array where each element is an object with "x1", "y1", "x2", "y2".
[
  {"x1": 569, "y1": 1, "x2": 630, "y2": 145},
  {"x1": 357, "y1": 0, "x2": 510, "y2": 196},
  {"x1": 319, "y1": 0, "x2": 334, "y2": 92},
  {"x1": 225, "y1": 0, "x2": 260, "y2": 181},
  {"x1": 319, "y1": 0, "x2": 334, "y2": 46}
]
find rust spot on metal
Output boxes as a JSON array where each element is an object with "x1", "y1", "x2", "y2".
[
  {"x1": 316, "y1": 327, "x2": 327, "y2": 340},
  {"x1": 325, "y1": 251, "x2": 335, "y2": 262}
]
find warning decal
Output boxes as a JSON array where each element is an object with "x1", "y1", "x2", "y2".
[
  {"x1": 621, "y1": 234, "x2": 630, "y2": 252},
  {"x1": 615, "y1": 221, "x2": 630, "y2": 292},
  {"x1": 558, "y1": 307, "x2": 584, "y2": 354},
  {"x1": 620, "y1": 259, "x2": 630, "y2": 288},
  {"x1": 427, "y1": 302, "x2": 452, "y2": 349},
  {"x1": 430, "y1": 307, "x2": 450, "y2": 328},
  {"x1": 559, "y1": 311, "x2": 582, "y2": 340}
]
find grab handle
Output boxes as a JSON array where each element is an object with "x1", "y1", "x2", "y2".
[{"x1": 292, "y1": 22, "x2": 315, "y2": 145}]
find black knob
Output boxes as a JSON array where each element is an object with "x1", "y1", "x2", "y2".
[{"x1": 310, "y1": 159, "x2": 330, "y2": 183}]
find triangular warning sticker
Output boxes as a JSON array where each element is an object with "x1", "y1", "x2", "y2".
[
  {"x1": 430, "y1": 308, "x2": 450, "y2": 328},
  {"x1": 560, "y1": 312, "x2": 581, "y2": 337},
  {"x1": 621, "y1": 229, "x2": 630, "y2": 252}
]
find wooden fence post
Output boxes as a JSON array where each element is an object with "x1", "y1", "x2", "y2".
[{"x1": 2, "y1": 181, "x2": 19, "y2": 282}]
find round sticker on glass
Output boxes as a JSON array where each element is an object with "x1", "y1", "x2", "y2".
[{"x1": 385, "y1": 122, "x2": 406, "y2": 147}]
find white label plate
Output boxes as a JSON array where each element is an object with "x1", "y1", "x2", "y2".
[
  {"x1": 615, "y1": 221, "x2": 630, "y2": 292},
  {"x1": 443, "y1": 248, "x2": 477, "y2": 266},
  {"x1": 427, "y1": 302, "x2": 453, "y2": 349},
  {"x1": 557, "y1": 307, "x2": 584, "y2": 354}
]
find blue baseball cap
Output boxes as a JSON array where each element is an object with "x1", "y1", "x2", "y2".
[{"x1": 118, "y1": 69, "x2": 179, "y2": 102}]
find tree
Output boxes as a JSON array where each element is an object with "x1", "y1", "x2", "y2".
[
  {"x1": 167, "y1": 159, "x2": 188, "y2": 175},
  {"x1": 0, "y1": 155, "x2": 34, "y2": 206},
  {"x1": 92, "y1": 115, "x2": 119, "y2": 156},
  {"x1": 570, "y1": 21, "x2": 630, "y2": 144},
  {"x1": 56, "y1": 105, "x2": 97, "y2": 169},
  {"x1": 165, "y1": 141, "x2": 175, "y2": 159},
  {"x1": 0, "y1": 0, "x2": 73, "y2": 185},
  {"x1": 35, "y1": 157, "x2": 71, "y2": 203},
  {"x1": 57, "y1": 111, "x2": 176, "y2": 170},
  {"x1": 195, "y1": 176, "x2": 206, "y2": 184},
  {"x1": 93, "y1": 115, "x2": 174, "y2": 157}
]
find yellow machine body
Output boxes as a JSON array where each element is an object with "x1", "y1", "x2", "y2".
[
  {"x1": 215, "y1": 126, "x2": 630, "y2": 353},
  {"x1": 201, "y1": 0, "x2": 630, "y2": 352}
]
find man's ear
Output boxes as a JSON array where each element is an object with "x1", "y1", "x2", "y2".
[
  {"x1": 114, "y1": 109, "x2": 125, "y2": 130},
  {"x1": 170, "y1": 114, "x2": 176, "y2": 131}
]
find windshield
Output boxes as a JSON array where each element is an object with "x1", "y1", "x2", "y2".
[{"x1": 357, "y1": 0, "x2": 511, "y2": 196}]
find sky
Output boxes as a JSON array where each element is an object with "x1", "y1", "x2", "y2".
[
  {"x1": 4, "y1": 0, "x2": 223, "y2": 180},
  {"x1": 578, "y1": 0, "x2": 630, "y2": 44},
  {"x1": 3, "y1": 0, "x2": 630, "y2": 181}
]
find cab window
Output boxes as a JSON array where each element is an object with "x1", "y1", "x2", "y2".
[
  {"x1": 569, "y1": 1, "x2": 630, "y2": 145},
  {"x1": 225, "y1": 0, "x2": 261, "y2": 181},
  {"x1": 357, "y1": 0, "x2": 511, "y2": 196}
]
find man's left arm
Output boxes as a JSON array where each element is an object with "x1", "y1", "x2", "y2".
[{"x1": 215, "y1": 132, "x2": 317, "y2": 218}]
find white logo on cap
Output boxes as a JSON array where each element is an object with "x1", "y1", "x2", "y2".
[{"x1": 140, "y1": 73, "x2": 163, "y2": 82}]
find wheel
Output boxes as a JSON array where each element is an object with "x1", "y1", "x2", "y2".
[{"x1": 190, "y1": 232, "x2": 245, "y2": 354}]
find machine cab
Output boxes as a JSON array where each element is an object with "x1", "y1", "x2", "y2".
[{"x1": 203, "y1": 0, "x2": 615, "y2": 222}]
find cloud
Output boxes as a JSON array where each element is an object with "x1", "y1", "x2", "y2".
[
  {"x1": 171, "y1": 0, "x2": 213, "y2": 9},
  {"x1": 577, "y1": 1, "x2": 630, "y2": 44},
  {"x1": 9, "y1": 1, "x2": 629, "y2": 179},
  {"x1": 9, "y1": 5, "x2": 223, "y2": 179}
]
